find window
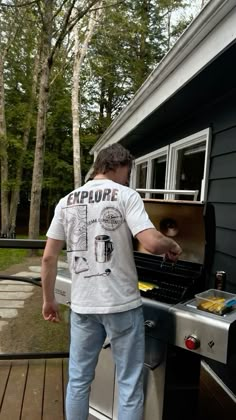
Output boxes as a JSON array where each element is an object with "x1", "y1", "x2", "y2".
[
  {"x1": 174, "y1": 143, "x2": 205, "y2": 200},
  {"x1": 133, "y1": 128, "x2": 211, "y2": 201},
  {"x1": 151, "y1": 155, "x2": 167, "y2": 199},
  {"x1": 132, "y1": 147, "x2": 168, "y2": 199},
  {"x1": 135, "y1": 162, "x2": 148, "y2": 197}
]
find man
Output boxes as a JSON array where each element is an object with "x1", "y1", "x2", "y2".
[{"x1": 41, "y1": 143, "x2": 182, "y2": 420}]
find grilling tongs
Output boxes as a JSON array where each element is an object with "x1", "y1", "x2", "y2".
[{"x1": 161, "y1": 254, "x2": 177, "y2": 269}]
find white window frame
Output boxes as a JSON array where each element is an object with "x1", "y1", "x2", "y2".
[
  {"x1": 131, "y1": 146, "x2": 169, "y2": 197},
  {"x1": 166, "y1": 128, "x2": 211, "y2": 201},
  {"x1": 133, "y1": 128, "x2": 211, "y2": 201}
]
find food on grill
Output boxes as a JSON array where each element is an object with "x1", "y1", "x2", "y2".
[{"x1": 138, "y1": 281, "x2": 159, "y2": 292}]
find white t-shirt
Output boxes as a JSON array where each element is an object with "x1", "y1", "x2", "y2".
[{"x1": 47, "y1": 179, "x2": 154, "y2": 314}]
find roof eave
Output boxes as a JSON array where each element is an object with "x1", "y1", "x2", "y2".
[{"x1": 90, "y1": 0, "x2": 236, "y2": 155}]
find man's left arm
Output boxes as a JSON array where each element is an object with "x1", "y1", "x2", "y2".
[{"x1": 41, "y1": 238, "x2": 65, "y2": 322}]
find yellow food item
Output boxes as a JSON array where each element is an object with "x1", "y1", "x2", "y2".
[
  {"x1": 198, "y1": 296, "x2": 225, "y2": 313},
  {"x1": 138, "y1": 281, "x2": 159, "y2": 291}
]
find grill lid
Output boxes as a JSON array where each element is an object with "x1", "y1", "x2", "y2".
[{"x1": 134, "y1": 199, "x2": 210, "y2": 265}]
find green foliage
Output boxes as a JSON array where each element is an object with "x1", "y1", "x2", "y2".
[
  {"x1": 81, "y1": 0, "x2": 195, "y2": 133},
  {"x1": 1, "y1": 0, "x2": 199, "y2": 232}
]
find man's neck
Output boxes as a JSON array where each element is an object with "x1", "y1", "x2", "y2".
[{"x1": 94, "y1": 172, "x2": 113, "y2": 181}]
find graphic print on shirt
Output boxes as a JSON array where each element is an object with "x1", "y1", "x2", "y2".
[
  {"x1": 65, "y1": 205, "x2": 88, "y2": 252},
  {"x1": 95, "y1": 235, "x2": 113, "y2": 263},
  {"x1": 99, "y1": 207, "x2": 123, "y2": 231},
  {"x1": 63, "y1": 199, "x2": 124, "y2": 277},
  {"x1": 84, "y1": 268, "x2": 111, "y2": 278},
  {"x1": 73, "y1": 256, "x2": 89, "y2": 274}
]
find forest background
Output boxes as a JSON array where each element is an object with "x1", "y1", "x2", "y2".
[{"x1": 0, "y1": 0, "x2": 206, "y2": 240}]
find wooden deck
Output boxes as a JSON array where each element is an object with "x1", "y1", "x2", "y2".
[
  {"x1": 0, "y1": 358, "x2": 235, "y2": 419},
  {"x1": 0, "y1": 358, "x2": 68, "y2": 420}
]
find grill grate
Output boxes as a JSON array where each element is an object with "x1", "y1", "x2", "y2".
[
  {"x1": 135, "y1": 252, "x2": 201, "y2": 279},
  {"x1": 135, "y1": 252, "x2": 204, "y2": 304},
  {"x1": 140, "y1": 281, "x2": 188, "y2": 304}
]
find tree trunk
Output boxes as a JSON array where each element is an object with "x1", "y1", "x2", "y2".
[
  {"x1": 72, "y1": 20, "x2": 82, "y2": 189},
  {"x1": 71, "y1": 1, "x2": 102, "y2": 188},
  {"x1": 28, "y1": 1, "x2": 53, "y2": 239},
  {"x1": 28, "y1": 59, "x2": 51, "y2": 239},
  {"x1": 28, "y1": 0, "x2": 102, "y2": 238},
  {"x1": 99, "y1": 78, "x2": 106, "y2": 118},
  {"x1": 0, "y1": 57, "x2": 9, "y2": 237},
  {"x1": 9, "y1": 50, "x2": 40, "y2": 236},
  {"x1": 167, "y1": 8, "x2": 171, "y2": 51},
  {"x1": 72, "y1": 1, "x2": 103, "y2": 188}
]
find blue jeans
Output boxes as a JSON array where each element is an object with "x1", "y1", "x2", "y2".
[{"x1": 66, "y1": 306, "x2": 145, "y2": 420}]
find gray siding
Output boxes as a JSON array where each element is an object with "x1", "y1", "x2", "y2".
[
  {"x1": 124, "y1": 45, "x2": 236, "y2": 394},
  {"x1": 124, "y1": 42, "x2": 236, "y2": 398},
  {"x1": 211, "y1": 126, "x2": 236, "y2": 156},
  {"x1": 208, "y1": 179, "x2": 236, "y2": 203},
  {"x1": 131, "y1": 92, "x2": 236, "y2": 292},
  {"x1": 208, "y1": 124, "x2": 236, "y2": 292}
]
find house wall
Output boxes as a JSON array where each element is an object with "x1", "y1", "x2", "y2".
[
  {"x1": 208, "y1": 122, "x2": 236, "y2": 294},
  {"x1": 128, "y1": 88, "x2": 236, "y2": 396},
  {"x1": 179, "y1": 91, "x2": 236, "y2": 295},
  {"x1": 129, "y1": 88, "x2": 236, "y2": 294}
]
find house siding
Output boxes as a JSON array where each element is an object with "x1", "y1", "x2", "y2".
[
  {"x1": 115, "y1": 42, "x2": 236, "y2": 395},
  {"x1": 150, "y1": 92, "x2": 236, "y2": 395},
  {"x1": 131, "y1": 90, "x2": 236, "y2": 294},
  {"x1": 208, "y1": 123, "x2": 236, "y2": 293},
  {"x1": 125, "y1": 88, "x2": 236, "y2": 395}
]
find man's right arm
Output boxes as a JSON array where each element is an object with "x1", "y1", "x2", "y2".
[
  {"x1": 136, "y1": 228, "x2": 182, "y2": 262},
  {"x1": 41, "y1": 237, "x2": 65, "y2": 322},
  {"x1": 123, "y1": 189, "x2": 182, "y2": 261}
]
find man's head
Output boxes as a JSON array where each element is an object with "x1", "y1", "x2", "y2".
[{"x1": 91, "y1": 144, "x2": 134, "y2": 186}]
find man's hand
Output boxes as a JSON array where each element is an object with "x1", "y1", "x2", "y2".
[
  {"x1": 136, "y1": 228, "x2": 182, "y2": 261},
  {"x1": 166, "y1": 243, "x2": 182, "y2": 262},
  {"x1": 42, "y1": 299, "x2": 60, "y2": 323}
]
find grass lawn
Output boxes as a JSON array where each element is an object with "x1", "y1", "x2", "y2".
[
  {"x1": 0, "y1": 236, "x2": 70, "y2": 354},
  {"x1": 0, "y1": 235, "x2": 46, "y2": 271},
  {"x1": 0, "y1": 248, "x2": 29, "y2": 271},
  {"x1": 1, "y1": 286, "x2": 70, "y2": 354}
]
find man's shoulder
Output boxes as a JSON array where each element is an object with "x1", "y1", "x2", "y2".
[{"x1": 120, "y1": 185, "x2": 141, "y2": 199}]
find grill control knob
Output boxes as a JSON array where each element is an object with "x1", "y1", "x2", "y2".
[
  {"x1": 185, "y1": 335, "x2": 200, "y2": 350},
  {"x1": 144, "y1": 320, "x2": 156, "y2": 329}
]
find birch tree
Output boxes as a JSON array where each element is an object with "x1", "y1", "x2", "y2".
[
  {"x1": 72, "y1": 0, "x2": 103, "y2": 188},
  {"x1": 28, "y1": 0, "x2": 102, "y2": 239}
]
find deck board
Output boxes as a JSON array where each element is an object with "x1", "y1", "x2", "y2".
[
  {"x1": 0, "y1": 360, "x2": 28, "y2": 420},
  {"x1": 21, "y1": 359, "x2": 45, "y2": 420},
  {"x1": 0, "y1": 358, "x2": 235, "y2": 419},
  {"x1": 43, "y1": 358, "x2": 65, "y2": 420},
  {"x1": 0, "y1": 361, "x2": 11, "y2": 410}
]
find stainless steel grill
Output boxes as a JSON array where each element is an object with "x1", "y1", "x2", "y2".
[{"x1": 55, "y1": 198, "x2": 236, "y2": 420}]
